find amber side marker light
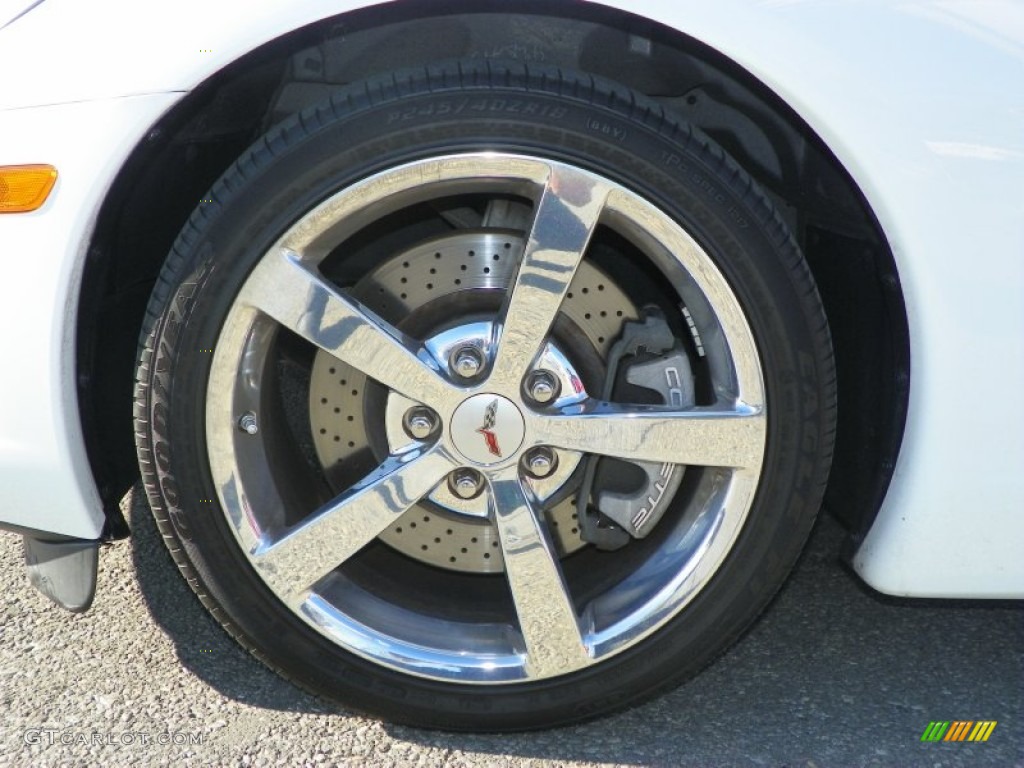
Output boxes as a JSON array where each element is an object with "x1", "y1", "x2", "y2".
[{"x1": 0, "y1": 164, "x2": 58, "y2": 213}]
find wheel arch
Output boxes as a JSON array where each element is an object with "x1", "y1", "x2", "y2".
[{"x1": 77, "y1": 0, "x2": 908, "y2": 544}]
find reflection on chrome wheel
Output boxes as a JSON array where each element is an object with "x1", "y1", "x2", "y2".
[{"x1": 135, "y1": 62, "x2": 835, "y2": 730}]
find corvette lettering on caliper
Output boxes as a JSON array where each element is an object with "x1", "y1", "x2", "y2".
[{"x1": 577, "y1": 306, "x2": 695, "y2": 549}]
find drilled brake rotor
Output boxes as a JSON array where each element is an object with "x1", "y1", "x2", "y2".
[{"x1": 309, "y1": 230, "x2": 639, "y2": 573}]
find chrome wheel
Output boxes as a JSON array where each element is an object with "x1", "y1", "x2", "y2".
[
  {"x1": 205, "y1": 153, "x2": 766, "y2": 683},
  {"x1": 137, "y1": 62, "x2": 834, "y2": 729}
]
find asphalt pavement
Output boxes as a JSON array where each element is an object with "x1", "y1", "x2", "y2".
[{"x1": 1, "y1": 485, "x2": 1021, "y2": 767}]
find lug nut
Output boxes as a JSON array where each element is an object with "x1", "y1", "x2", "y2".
[
  {"x1": 526, "y1": 370, "x2": 560, "y2": 404},
  {"x1": 238, "y1": 412, "x2": 259, "y2": 435},
  {"x1": 450, "y1": 468, "x2": 485, "y2": 499},
  {"x1": 523, "y1": 447, "x2": 557, "y2": 478},
  {"x1": 403, "y1": 406, "x2": 438, "y2": 440},
  {"x1": 450, "y1": 345, "x2": 485, "y2": 379}
]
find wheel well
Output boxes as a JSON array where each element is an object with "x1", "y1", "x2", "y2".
[{"x1": 78, "y1": 1, "x2": 908, "y2": 542}]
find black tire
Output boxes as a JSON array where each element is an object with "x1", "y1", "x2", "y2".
[{"x1": 134, "y1": 61, "x2": 836, "y2": 731}]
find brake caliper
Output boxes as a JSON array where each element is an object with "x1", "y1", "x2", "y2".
[{"x1": 577, "y1": 307, "x2": 695, "y2": 550}]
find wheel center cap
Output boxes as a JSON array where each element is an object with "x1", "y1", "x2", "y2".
[{"x1": 450, "y1": 394, "x2": 525, "y2": 465}]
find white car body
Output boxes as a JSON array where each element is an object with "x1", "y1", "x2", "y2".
[{"x1": 1, "y1": 0, "x2": 1022, "y2": 598}]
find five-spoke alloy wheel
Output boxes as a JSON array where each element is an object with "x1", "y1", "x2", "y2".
[{"x1": 135, "y1": 62, "x2": 835, "y2": 730}]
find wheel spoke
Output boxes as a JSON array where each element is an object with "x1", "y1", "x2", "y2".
[
  {"x1": 489, "y1": 465, "x2": 591, "y2": 678},
  {"x1": 240, "y1": 248, "x2": 455, "y2": 408},
  {"x1": 537, "y1": 401, "x2": 766, "y2": 470},
  {"x1": 251, "y1": 448, "x2": 456, "y2": 603},
  {"x1": 489, "y1": 166, "x2": 609, "y2": 391}
]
